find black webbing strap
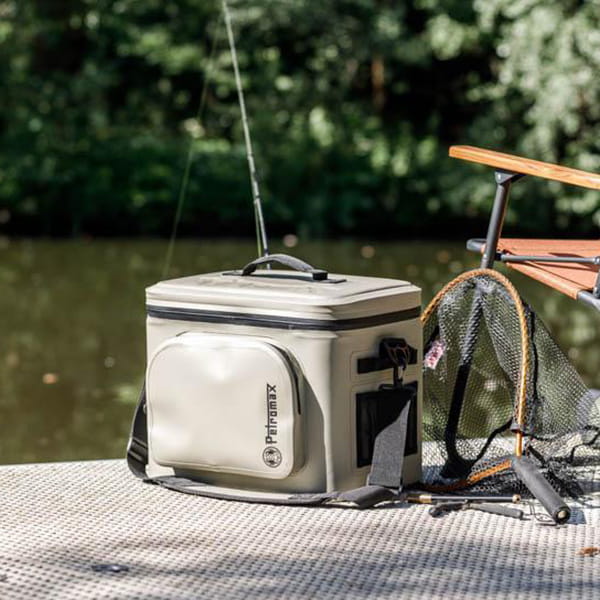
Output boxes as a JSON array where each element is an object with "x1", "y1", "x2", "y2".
[
  {"x1": 146, "y1": 477, "x2": 398, "y2": 508},
  {"x1": 126, "y1": 384, "x2": 149, "y2": 480},
  {"x1": 126, "y1": 384, "x2": 414, "y2": 509},
  {"x1": 367, "y1": 395, "x2": 412, "y2": 489}
]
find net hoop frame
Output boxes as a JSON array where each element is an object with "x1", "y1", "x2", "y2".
[{"x1": 421, "y1": 268, "x2": 530, "y2": 474}]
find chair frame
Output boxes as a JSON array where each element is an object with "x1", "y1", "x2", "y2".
[{"x1": 450, "y1": 145, "x2": 600, "y2": 310}]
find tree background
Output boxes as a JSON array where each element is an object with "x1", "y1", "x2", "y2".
[{"x1": 1, "y1": 0, "x2": 599, "y2": 238}]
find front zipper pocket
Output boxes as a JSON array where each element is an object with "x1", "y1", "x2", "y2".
[{"x1": 146, "y1": 332, "x2": 302, "y2": 479}]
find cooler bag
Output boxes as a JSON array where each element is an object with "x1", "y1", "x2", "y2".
[{"x1": 127, "y1": 254, "x2": 422, "y2": 506}]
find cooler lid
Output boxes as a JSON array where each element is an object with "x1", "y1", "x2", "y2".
[{"x1": 146, "y1": 262, "x2": 421, "y2": 322}]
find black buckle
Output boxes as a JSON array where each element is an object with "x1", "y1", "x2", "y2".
[{"x1": 357, "y1": 338, "x2": 417, "y2": 376}]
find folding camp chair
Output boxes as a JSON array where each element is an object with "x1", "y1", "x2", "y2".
[{"x1": 449, "y1": 145, "x2": 600, "y2": 310}]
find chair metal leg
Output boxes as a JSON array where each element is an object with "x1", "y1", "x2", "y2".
[{"x1": 480, "y1": 170, "x2": 524, "y2": 268}]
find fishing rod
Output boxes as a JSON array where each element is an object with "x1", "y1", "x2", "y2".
[
  {"x1": 405, "y1": 493, "x2": 521, "y2": 504},
  {"x1": 163, "y1": 2, "x2": 270, "y2": 277},
  {"x1": 222, "y1": 0, "x2": 270, "y2": 259}
]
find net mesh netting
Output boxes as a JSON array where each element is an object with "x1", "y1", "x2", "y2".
[{"x1": 421, "y1": 269, "x2": 600, "y2": 498}]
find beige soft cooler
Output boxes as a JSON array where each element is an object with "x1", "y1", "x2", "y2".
[{"x1": 138, "y1": 258, "x2": 422, "y2": 500}]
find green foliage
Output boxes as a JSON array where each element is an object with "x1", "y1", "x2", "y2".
[{"x1": 0, "y1": 0, "x2": 598, "y2": 237}]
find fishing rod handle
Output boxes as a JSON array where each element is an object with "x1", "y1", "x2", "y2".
[
  {"x1": 512, "y1": 456, "x2": 571, "y2": 524},
  {"x1": 241, "y1": 253, "x2": 329, "y2": 281},
  {"x1": 473, "y1": 503, "x2": 524, "y2": 520}
]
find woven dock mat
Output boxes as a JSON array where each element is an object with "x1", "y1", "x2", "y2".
[{"x1": 1, "y1": 460, "x2": 599, "y2": 599}]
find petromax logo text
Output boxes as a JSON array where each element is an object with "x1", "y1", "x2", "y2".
[{"x1": 263, "y1": 383, "x2": 282, "y2": 468}]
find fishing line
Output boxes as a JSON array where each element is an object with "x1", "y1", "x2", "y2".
[
  {"x1": 162, "y1": 17, "x2": 223, "y2": 280},
  {"x1": 222, "y1": 0, "x2": 270, "y2": 259}
]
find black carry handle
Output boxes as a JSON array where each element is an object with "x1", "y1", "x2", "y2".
[
  {"x1": 241, "y1": 253, "x2": 329, "y2": 281},
  {"x1": 512, "y1": 456, "x2": 571, "y2": 524}
]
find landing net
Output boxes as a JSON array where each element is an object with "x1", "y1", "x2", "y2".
[{"x1": 421, "y1": 268, "x2": 600, "y2": 497}]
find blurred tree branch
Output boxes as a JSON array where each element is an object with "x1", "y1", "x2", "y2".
[{"x1": 0, "y1": 0, "x2": 598, "y2": 237}]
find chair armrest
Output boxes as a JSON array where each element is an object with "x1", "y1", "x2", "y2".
[{"x1": 449, "y1": 145, "x2": 600, "y2": 190}]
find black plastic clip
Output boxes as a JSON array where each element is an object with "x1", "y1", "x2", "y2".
[{"x1": 357, "y1": 337, "x2": 418, "y2": 379}]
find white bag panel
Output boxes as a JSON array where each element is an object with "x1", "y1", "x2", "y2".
[{"x1": 147, "y1": 333, "x2": 300, "y2": 479}]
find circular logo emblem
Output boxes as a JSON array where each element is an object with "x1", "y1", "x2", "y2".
[{"x1": 262, "y1": 446, "x2": 282, "y2": 468}]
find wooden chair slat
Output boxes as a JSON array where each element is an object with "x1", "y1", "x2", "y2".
[{"x1": 450, "y1": 145, "x2": 600, "y2": 190}]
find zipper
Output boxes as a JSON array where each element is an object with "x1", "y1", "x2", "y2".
[{"x1": 146, "y1": 305, "x2": 420, "y2": 332}]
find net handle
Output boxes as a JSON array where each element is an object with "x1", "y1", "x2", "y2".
[{"x1": 421, "y1": 268, "x2": 530, "y2": 457}]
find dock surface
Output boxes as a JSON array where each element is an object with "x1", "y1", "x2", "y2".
[{"x1": 1, "y1": 460, "x2": 599, "y2": 599}]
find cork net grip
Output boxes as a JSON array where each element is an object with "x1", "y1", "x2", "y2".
[
  {"x1": 422, "y1": 269, "x2": 529, "y2": 458},
  {"x1": 449, "y1": 145, "x2": 600, "y2": 190}
]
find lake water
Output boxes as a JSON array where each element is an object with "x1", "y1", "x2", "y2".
[{"x1": 1, "y1": 238, "x2": 599, "y2": 464}]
